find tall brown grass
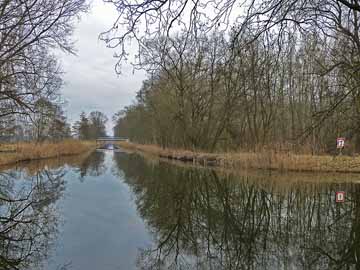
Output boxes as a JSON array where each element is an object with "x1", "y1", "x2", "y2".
[
  {"x1": 0, "y1": 140, "x2": 95, "y2": 167},
  {"x1": 117, "y1": 141, "x2": 360, "y2": 173}
]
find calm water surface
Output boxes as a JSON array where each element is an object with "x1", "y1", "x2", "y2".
[{"x1": 1, "y1": 148, "x2": 360, "y2": 270}]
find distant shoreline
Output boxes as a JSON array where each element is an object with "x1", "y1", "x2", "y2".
[
  {"x1": 116, "y1": 141, "x2": 360, "y2": 173},
  {"x1": 0, "y1": 140, "x2": 95, "y2": 167}
]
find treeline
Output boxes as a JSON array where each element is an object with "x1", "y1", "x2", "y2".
[
  {"x1": 111, "y1": 0, "x2": 360, "y2": 154},
  {"x1": 73, "y1": 111, "x2": 108, "y2": 140},
  {"x1": 0, "y1": 0, "x2": 88, "y2": 142},
  {"x1": 1, "y1": 97, "x2": 73, "y2": 141}
]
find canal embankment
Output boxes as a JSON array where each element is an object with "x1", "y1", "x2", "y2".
[
  {"x1": 116, "y1": 141, "x2": 360, "y2": 173},
  {"x1": 0, "y1": 140, "x2": 96, "y2": 166}
]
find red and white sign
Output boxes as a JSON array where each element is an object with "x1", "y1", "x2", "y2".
[
  {"x1": 337, "y1": 137, "x2": 345, "y2": 149},
  {"x1": 335, "y1": 191, "x2": 345, "y2": 203}
]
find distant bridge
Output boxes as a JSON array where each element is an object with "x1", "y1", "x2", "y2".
[{"x1": 96, "y1": 137, "x2": 129, "y2": 143}]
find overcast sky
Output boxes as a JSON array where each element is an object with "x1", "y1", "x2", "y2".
[{"x1": 58, "y1": 0, "x2": 145, "y2": 135}]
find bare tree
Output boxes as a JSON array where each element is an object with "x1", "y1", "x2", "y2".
[
  {"x1": 0, "y1": 0, "x2": 88, "y2": 136},
  {"x1": 109, "y1": 0, "x2": 360, "y2": 153}
]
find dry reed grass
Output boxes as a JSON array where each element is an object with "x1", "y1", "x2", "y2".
[
  {"x1": 0, "y1": 140, "x2": 95, "y2": 167},
  {"x1": 117, "y1": 141, "x2": 360, "y2": 173}
]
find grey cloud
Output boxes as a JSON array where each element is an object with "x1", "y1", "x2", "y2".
[{"x1": 58, "y1": 0, "x2": 145, "y2": 135}]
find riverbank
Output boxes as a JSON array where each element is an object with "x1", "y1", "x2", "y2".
[
  {"x1": 117, "y1": 142, "x2": 360, "y2": 173},
  {"x1": 0, "y1": 140, "x2": 96, "y2": 166}
]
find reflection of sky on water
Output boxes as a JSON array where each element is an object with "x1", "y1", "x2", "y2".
[
  {"x1": 1, "y1": 150, "x2": 360, "y2": 270},
  {"x1": 46, "y1": 151, "x2": 152, "y2": 270}
]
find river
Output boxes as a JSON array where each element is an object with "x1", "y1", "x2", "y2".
[{"x1": 0, "y1": 148, "x2": 359, "y2": 270}]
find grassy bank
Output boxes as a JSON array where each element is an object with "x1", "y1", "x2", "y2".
[
  {"x1": 117, "y1": 141, "x2": 360, "y2": 173},
  {"x1": 0, "y1": 140, "x2": 96, "y2": 167}
]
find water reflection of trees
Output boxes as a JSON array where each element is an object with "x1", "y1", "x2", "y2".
[
  {"x1": 114, "y1": 153, "x2": 360, "y2": 270},
  {"x1": 0, "y1": 169, "x2": 65, "y2": 270},
  {"x1": 7, "y1": 150, "x2": 108, "y2": 180},
  {"x1": 76, "y1": 150, "x2": 106, "y2": 178}
]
